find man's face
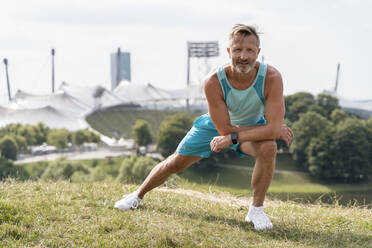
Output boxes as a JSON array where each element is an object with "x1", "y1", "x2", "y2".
[{"x1": 228, "y1": 34, "x2": 260, "y2": 74}]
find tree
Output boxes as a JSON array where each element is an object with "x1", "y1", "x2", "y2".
[
  {"x1": 0, "y1": 136, "x2": 18, "y2": 160},
  {"x1": 72, "y1": 130, "x2": 90, "y2": 146},
  {"x1": 89, "y1": 131, "x2": 100, "y2": 143},
  {"x1": 316, "y1": 94, "x2": 339, "y2": 119},
  {"x1": 12, "y1": 135, "x2": 27, "y2": 153},
  {"x1": 291, "y1": 111, "x2": 332, "y2": 170},
  {"x1": 18, "y1": 125, "x2": 37, "y2": 145},
  {"x1": 307, "y1": 130, "x2": 336, "y2": 179},
  {"x1": 331, "y1": 119, "x2": 371, "y2": 182},
  {"x1": 157, "y1": 113, "x2": 193, "y2": 157},
  {"x1": 34, "y1": 122, "x2": 50, "y2": 145},
  {"x1": 47, "y1": 129, "x2": 71, "y2": 149},
  {"x1": 0, "y1": 123, "x2": 50, "y2": 148},
  {"x1": 330, "y1": 108, "x2": 348, "y2": 124},
  {"x1": 366, "y1": 118, "x2": 372, "y2": 166},
  {"x1": 133, "y1": 120, "x2": 152, "y2": 147},
  {"x1": 285, "y1": 92, "x2": 315, "y2": 123},
  {"x1": 308, "y1": 118, "x2": 372, "y2": 182}
]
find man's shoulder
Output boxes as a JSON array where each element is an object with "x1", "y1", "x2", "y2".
[
  {"x1": 204, "y1": 67, "x2": 225, "y2": 98},
  {"x1": 204, "y1": 67, "x2": 221, "y2": 88},
  {"x1": 264, "y1": 64, "x2": 283, "y2": 98},
  {"x1": 265, "y1": 64, "x2": 282, "y2": 82}
]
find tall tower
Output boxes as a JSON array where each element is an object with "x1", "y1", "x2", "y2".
[
  {"x1": 3, "y1": 58, "x2": 11, "y2": 101},
  {"x1": 110, "y1": 48, "x2": 131, "y2": 90},
  {"x1": 334, "y1": 63, "x2": 340, "y2": 93},
  {"x1": 51, "y1": 48, "x2": 55, "y2": 93}
]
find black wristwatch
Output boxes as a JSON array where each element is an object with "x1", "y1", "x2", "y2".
[{"x1": 231, "y1": 132, "x2": 238, "y2": 144}]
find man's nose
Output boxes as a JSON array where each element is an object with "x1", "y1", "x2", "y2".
[{"x1": 240, "y1": 51, "x2": 249, "y2": 60}]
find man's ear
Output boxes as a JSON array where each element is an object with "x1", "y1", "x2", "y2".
[
  {"x1": 257, "y1": 47, "x2": 261, "y2": 57},
  {"x1": 227, "y1": 47, "x2": 231, "y2": 58}
]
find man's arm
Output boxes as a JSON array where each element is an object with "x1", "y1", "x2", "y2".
[
  {"x1": 206, "y1": 67, "x2": 292, "y2": 152},
  {"x1": 235, "y1": 68, "x2": 285, "y2": 142},
  {"x1": 203, "y1": 74, "x2": 237, "y2": 136}
]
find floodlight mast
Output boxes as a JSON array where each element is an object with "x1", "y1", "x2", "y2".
[
  {"x1": 51, "y1": 48, "x2": 55, "y2": 93},
  {"x1": 334, "y1": 63, "x2": 340, "y2": 93},
  {"x1": 186, "y1": 41, "x2": 219, "y2": 111},
  {"x1": 3, "y1": 58, "x2": 11, "y2": 101}
]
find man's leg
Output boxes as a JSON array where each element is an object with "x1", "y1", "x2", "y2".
[
  {"x1": 137, "y1": 153, "x2": 202, "y2": 198},
  {"x1": 238, "y1": 140, "x2": 277, "y2": 230},
  {"x1": 239, "y1": 140, "x2": 277, "y2": 206},
  {"x1": 114, "y1": 153, "x2": 201, "y2": 210}
]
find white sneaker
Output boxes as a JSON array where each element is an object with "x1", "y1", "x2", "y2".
[
  {"x1": 245, "y1": 204, "x2": 273, "y2": 231},
  {"x1": 114, "y1": 192, "x2": 142, "y2": 211}
]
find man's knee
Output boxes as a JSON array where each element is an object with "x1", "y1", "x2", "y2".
[
  {"x1": 163, "y1": 153, "x2": 200, "y2": 174},
  {"x1": 256, "y1": 141, "x2": 277, "y2": 159}
]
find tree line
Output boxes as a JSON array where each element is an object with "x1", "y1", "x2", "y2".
[
  {"x1": 0, "y1": 123, "x2": 100, "y2": 160},
  {"x1": 287, "y1": 92, "x2": 372, "y2": 183}
]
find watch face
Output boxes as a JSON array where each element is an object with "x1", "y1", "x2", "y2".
[{"x1": 231, "y1": 132, "x2": 238, "y2": 144}]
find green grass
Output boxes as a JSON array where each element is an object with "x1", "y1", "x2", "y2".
[
  {"x1": 227, "y1": 153, "x2": 305, "y2": 172},
  {"x1": 86, "y1": 108, "x2": 197, "y2": 138},
  {"x1": 0, "y1": 179, "x2": 371, "y2": 247},
  {"x1": 15, "y1": 155, "x2": 372, "y2": 206},
  {"x1": 181, "y1": 166, "x2": 372, "y2": 206}
]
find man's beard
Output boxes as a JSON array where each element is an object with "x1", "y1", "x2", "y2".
[{"x1": 232, "y1": 59, "x2": 256, "y2": 74}]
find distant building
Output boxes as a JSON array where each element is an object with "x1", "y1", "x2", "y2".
[{"x1": 110, "y1": 48, "x2": 131, "y2": 90}]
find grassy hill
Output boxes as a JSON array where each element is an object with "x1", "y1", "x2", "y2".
[
  {"x1": 0, "y1": 180, "x2": 371, "y2": 247},
  {"x1": 85, "y1": 107, "x2": 198, "y2": 138},
  {"x1": 16, "y1": 155, "x2": 372, "y2": 206}
]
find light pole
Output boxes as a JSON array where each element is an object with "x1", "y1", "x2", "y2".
[
  {"x1": 186, "y1": 41, "x2": 219, "y2": 111},
  {"x1": 51, "y1": 48, "x2": 55, "y2": 93},
  {"x1": 3, "y1": 58, "x2": 11, "y2": 101}
]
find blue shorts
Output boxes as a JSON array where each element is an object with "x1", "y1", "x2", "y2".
[{"x1": 176, "y1": 113, "x2": 249, "y2": 158}]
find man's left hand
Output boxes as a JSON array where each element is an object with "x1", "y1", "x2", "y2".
[{"x1": 210, "y1": 135, "x2": 231, "y2": 152}]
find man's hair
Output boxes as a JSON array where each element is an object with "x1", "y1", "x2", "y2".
[{"x1": 229, "y1": 24, "x2": 260, "y2": 47}]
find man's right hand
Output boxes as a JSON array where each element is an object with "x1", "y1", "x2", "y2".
[{"x1": 280, "y1": 124, "x2": 294, "y2": 147}]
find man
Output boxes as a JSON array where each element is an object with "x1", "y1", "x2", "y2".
[{"x1": 114, "y1": 24, "x2": 294, "y2": 231}]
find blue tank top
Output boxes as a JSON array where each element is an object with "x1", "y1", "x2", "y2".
[{"x1": 216, "y1": 62, "x2": 267, "y2": 126}]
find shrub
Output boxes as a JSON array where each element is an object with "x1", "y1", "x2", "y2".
[
  {"x1": 72, "y1": 130, "x2": 90, "y2": 146},
  {"x1": 0, "y1": 157, "x2": 15, "y2": 180},
  {"x1": 157, "y1": 113, "x2": 193, "y2": 157},
  {"x1": 117, "y1": 156, "x2": 156, "y2": 184},
  {"x1": 89, "y1": 162, "x2": 121, "y2": 182},
  {"x1": 72, "y1": 130, "x2": 100, "y2": 146},
  {"x1": 133, "y1": 120, "x2": 152, "y2": 147},
  {"x1": 0, "y1": 136, "x2": 18, "y2": 161},
  {"x1": 41, "y1": 157, "x2": 90, "y2": 181},
  {"x1": 47, "y1": 129, "x2": 71, "y2": 149}
]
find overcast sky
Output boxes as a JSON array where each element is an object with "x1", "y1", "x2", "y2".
[{"x1": 0, "y1": 0, "x2": 371, "y2": 105}]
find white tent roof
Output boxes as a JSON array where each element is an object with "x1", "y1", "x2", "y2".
[
  {"x1": 323, "y1": 90, "x2": 372, "y2": 111},
  {"x1": 114, "y1": 81, "x2": 175, "y2": 102},
  {"x1": 9, "y1": 90, "x2": 88, "y2": 118},
  {"x1": 58, "y1": 82, "x2": 131, "y2": 109},
  {"x1": 323, "y1": 90, "x2": 372, "y2": 118},
  {"x1": 0, "y1": 105, "x2": 87, "y2": 130},
  {"x1": 113, "y1": 80, "x2": 206, "y2": 109}
]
